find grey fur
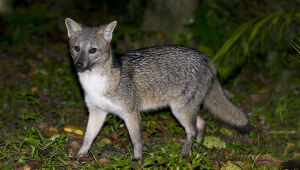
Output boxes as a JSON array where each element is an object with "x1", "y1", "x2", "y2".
[{"x1": 65, "y1": 18, "x2": 251, "y2": 160}]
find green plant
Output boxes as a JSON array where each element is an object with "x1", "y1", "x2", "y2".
[
  {"x1": 290, "y1": 36, "x2": 300, "y2": 63},
  {"x1": 290, "y1": 37, "x2": 300, "y2": 54},
  {"x1": 212, "y1": 12, "x2": 300, "y2": 79}
]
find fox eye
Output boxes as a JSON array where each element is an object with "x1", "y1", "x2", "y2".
[
  {"x1": 74, "y1": 46, "x2": 80, "y2": 52},
  {"x1": 88, "y1": 48, "x2": 97, "y2": 54}
]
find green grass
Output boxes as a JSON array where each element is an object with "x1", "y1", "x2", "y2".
[{"x1": 1, "y1": 35, "x2": 299, "y2": 170}]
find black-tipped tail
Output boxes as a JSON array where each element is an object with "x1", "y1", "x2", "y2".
[
  {"x1": 234, "y1": 120, "x2": 251, "y2": 133},
  {"x1": 203, "y1": 76, "x2": 251, "y2": 133}
]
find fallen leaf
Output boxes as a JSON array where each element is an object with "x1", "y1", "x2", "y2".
[
  {"x1": 38, "y1": 122, "x2": 59, "y2": 137},
  {"x1": 203, "y1": 136, "x2": 226, "y2": 149},
  {"x1": 21, "y1": 164, "x2": 31, "y2": 170},
  {"x1": 171, "y1": 138, "x2": 185, "y2": 143},
  {"x1": 21, "y1": 147, "x2": 30, "y2": 153},
  {"x1": 77, "y1": 155, "x2": 94, "y2": 161},
  {"x1": 38, "y1": 122, "x2": 49, "y2": 129},
  {"x1": 220, "y1": 161, "x2": 241, "y2": 170},
  {"x1": 224, "y1": 150, "x2": 231, "y2": 159},
  {"x1": 64, "y1": 125, "x2": 84, "y2": 136},
  {"x1": 26, "y1": 160, "x2": 43, "y2": 169},
  {"x1": 64, "y1": 127, "x2": 74, "y2": 133},
  {"x1": 69, "y1": 141, "x2": 81, "y2": 157},
  {"x1": 256, "y1": 154, "x2": 283, "y2": 167},
  {"x1": 47, "y1": 127, "x2": 59, "y2": 136},
  {"x1": 99, "y1": 138, "x2": 112, "y2": 145},
  {"x1": 150, "y1": 120, "x2": 157, "y2": 125},
  {"x1": 98, "y1": 158, "x2": 110, "y2": 165},
  {"x1": 111, "y1": 132, "x2": 118, "y2": 140},
  {"x1": 71, "y1": 141, "x2": 81, "y2": 149},
  {"x1": 74, "y1": 129, "x2": 84, "y2": 135}
]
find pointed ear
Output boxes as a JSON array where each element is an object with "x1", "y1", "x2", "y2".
[
  {"x1": 97, "y1": 21, "x2": 117, "y2": 42},
  {"x1": 65, "y1": 18, "x2": 82, "y2": 38}
]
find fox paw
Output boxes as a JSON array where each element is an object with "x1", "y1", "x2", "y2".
[{"x1": 76, "y1": 151, "x2": 88, "y2": 158}]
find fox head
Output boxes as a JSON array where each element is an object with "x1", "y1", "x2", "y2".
[{"x1": 65, "y1": 18, "x2": 117, "y2": 72}]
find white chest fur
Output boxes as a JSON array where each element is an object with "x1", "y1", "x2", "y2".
[{"x1": 78, "y1": 71, "x2": 122, "y2": 114}]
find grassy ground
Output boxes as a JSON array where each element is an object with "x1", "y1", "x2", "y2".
[
  {"x1": 0, "y1": 1, "x2": 300, "y2": 169},
  {"x1": 0, "y1": 32, "x2": 299, "y2": 169}
]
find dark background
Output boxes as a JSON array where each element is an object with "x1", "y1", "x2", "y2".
[{"x1": 0, "y1": 0, "x2": 299, "y2": 169}]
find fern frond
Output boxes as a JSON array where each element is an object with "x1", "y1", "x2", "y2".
[
  {"x1": 213, "y1": 18, "x2": 258, "y2": 62},
  {"x1": 213, "y1": 12, "x2": 300, "y2": 64},
  {"x1": 290, "y1": 37, "x2": 300, "y2": 54}
]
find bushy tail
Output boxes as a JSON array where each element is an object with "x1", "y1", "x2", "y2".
[{"x1": 203, "y1": 74, "x2": 251, "y2": 133}]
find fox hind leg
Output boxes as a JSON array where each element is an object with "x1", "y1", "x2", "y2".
[
  {"x1": 170, "y1": 102, "x2": 199, "y2": 158},
  {"x1": 196, "y1": 115, "x2": 206, "y2": 141}
]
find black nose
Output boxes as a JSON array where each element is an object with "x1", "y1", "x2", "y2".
[{"x1": 75, "y1": 62, "x2": 84, "y2": 69}]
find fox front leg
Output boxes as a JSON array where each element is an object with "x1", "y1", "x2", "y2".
[
  {"x1": 123, "y1": 112, "x2": 143, "y2": 160},
  {"x1": 77, "y1": 108, "x2": 107, "y2": 157}
]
